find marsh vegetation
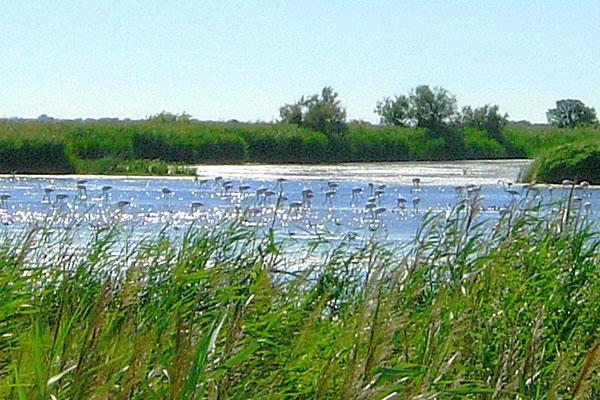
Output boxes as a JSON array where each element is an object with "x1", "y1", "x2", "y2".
[
  {"x1": 1, "y1": 196, "x2": 598, "y2": 399},
  {"x1": 1, "y1": 86, "x2": 598, "y2": 181}
]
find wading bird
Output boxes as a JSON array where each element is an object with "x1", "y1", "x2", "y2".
[
  {"x1": 42, "y1": 188, "x2": 54, "y2": 203},
  {"x1": 412, "y1": 196, "x2": 421, "y2": 213},
  {"x1": 102, "y1": 185, "x2": 112, "y2": 200},
  {"x1": 0, "y1": 194, "x2": 11, "y2": 209}
]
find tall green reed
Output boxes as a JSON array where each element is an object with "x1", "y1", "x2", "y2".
[{"x1": 0, "y1": 199, "x2": 598, "y2": 399}]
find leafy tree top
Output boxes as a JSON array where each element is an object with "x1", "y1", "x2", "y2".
[
  {"x1": 375, "y1": 85, "x2": 457, "y2": 129},
  {"x1": 547, "y1": 99, "x2": 597, "y2": 128},
  {"x1": 148, "y1": 111, "x2": 192, "y2": 123},
  {"x1": 279, "y1": 87, "x2": 347, "y2": 137}
]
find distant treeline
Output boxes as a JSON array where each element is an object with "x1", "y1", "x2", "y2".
[
  {"x1": 0, "y1": 119, "x2": 597, "y2": 176},
  {"x1": 1, "y1": 85, "x2": 598, "y2": 178}
]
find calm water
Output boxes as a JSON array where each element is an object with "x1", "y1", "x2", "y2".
[{"x1": 0, "y1": 160, "x2": 596, "y2": 243}]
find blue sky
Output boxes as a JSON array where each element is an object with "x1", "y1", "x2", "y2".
[{"x1": 1, "y1": 1, "x2": 599, "y2": 122}]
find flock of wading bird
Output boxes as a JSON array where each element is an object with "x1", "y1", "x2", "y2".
[{"x1": 0, "y1": 175, "x2": 594, "y2": 232}]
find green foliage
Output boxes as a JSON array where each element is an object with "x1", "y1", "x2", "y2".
[
  {"x1": 0, "y1": 124, "x2": 75, "y2": 173},
  {"x1": 461, "y1": 104, "x2": 509, "y2": 143},
  {"x1": 73, "y1": 157, "x2": 193, "y2": 175},
  {"x1": 504, "y1": 124, "x2": 598, "y2": 157},
  {"x1": 131, "y1": 125, "x2": 246, "y2": 163},
  {"x1": 69, "y1": 124, "x2": 134, "y2": 159},
  {"x1": 148, "y1": 111, "x2": 193, "y2": 123},
  {"x1": 239, "y1": 123, "x2": 329, "y2": 163},
  {"x1": 462, "y1": 127, "x2": 505, "y2": 158},
  {"x1": 410, "y1": 85, "x2": 458, "y2": 129},
  {"x1": 0, "y1": 140, "x2": 74, "y2": 174},
  {"x1": 279, "y1": 86, "x2": 347, "y2": 137},
  {"x1": 0, "y1": 119, "x2": 598, "y2": 175},
  {"x1": 0, "y1": 200, "x2": 598, "y2": 398},
  {"x1": 547, "y1": 99, "x2": 597, "y2": 128},
  {"x1": 527, "y1": 141, "x2": 600, "y2": 184},
  {"x1": 374, "y1": 95, "x2": 411, "y2": 127},
  {"x1": 375, "y1": 85, "x2": 458, "y2": 131}
]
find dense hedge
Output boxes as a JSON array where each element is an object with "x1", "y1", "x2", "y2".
[
  {"x1": 0, "y1": 139, "x2": 74, "y2": 173},
  {"x1": 503, "y1": 124, "x2": 599, "y2": 157},
  {"x1": 527, "y1": 142, "x2": 600, "y2": 184},
  {"x1": 0, "y1": 120, "x2": 597, "y2": 177}
]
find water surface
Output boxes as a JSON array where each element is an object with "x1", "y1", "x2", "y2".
[{"x1": 0, "y1": 160, "x2": 596, "y2": 245}]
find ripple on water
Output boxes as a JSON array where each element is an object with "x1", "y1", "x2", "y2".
[{"x1": 0, "y1": 160, "x2": 597, "y2": 244}]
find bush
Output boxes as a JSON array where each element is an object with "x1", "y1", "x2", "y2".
[
  {"x1": 463, "y1": 127, "x2": 505, "y2": 159},
  {"x1": 132, "y1": 124, "x2": 247, "y2": 163},
  {"x1": 503, "y1": 125, "x2": 598, "y2": 157},
  {"x1": 528, "y1": 142, "x2": 600, "y2": 184},
  {"x1": 0, "y1": 119, "x2": 596, "y2": 174},
  {"x1": 341, "y1": 124, "x2": 413, "y2": 162},
  {"x1": 279, "y1": 86, "x2": 347, "y2": 138},
  {"x1": 69, "y1": 124, "x2": 134, "y2": 159},
  {"x1": 0, "y1": 139, "x2": 74, "y2": 173}
]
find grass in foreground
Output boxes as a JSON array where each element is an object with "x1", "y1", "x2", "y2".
[{"x1": 0, "y1": 198, "x2": 598, "y2": 399}]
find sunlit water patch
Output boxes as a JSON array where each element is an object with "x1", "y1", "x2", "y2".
[{"x1": 0, "y1": 161, "x2": 597, "y2": 246}]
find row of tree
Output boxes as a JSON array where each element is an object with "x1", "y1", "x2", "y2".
[{"x1": 279, "y1": 86, "x2": 598, "y2": 137}]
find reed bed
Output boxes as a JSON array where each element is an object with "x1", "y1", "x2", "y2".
[
  {"x1": 0, "y1": 198, "x2": 598, "y2": 399},
  {"x1": 4, "y1": 120, "x2": 584, "y2": 175}
]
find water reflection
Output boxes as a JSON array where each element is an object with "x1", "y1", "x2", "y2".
[{"x1": 0, "y1": 160, "x2": 596, "y2": 245}]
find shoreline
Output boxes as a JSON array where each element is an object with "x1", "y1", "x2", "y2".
[{"x1": 2, "y1": 159, "x2": 596, "y2": 187}]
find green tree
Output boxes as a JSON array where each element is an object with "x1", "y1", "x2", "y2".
[
  {"x1": 410, "y1": 85, "x2": 457, "y2": 130},
  {"x1": 279, "y1": 103, "x2": 303, "y2": 125},
  {"x1": 374, "y1": 95, "x2": 412, "y2": 127},
  {"x1": 149, "y1": 111, "x2": 192, "y2": 123},
  {"x1": 375, "y1": 85, "x2": 457, "y2": 130},
  {"x1": 279, "y1": 87, "x2": 347, "y2": 137},
  {"x1": 547, "y1": 99, "x2": 597, "y2": 128},
  {"x1": 461, "y1": 104, "x2": 508, "y2": 141}
]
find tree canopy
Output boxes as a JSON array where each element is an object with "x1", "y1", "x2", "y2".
[
  {"x1": 547, "y1": 99, "x2": 597, "y2": 128},
  {"x1": 461, "y1": 104, "x2": 508, "y2": 141},
  {"x1": 148, "y1": 111, "x2": 192, "y2": 123},
  {"x1": 279, "y1": 87, "x2": 347, "y2": 137},
  {"x1": 410, "y1": 85, "x2": 457, "y2": 129},
  {"x1": 374, "y1": 95, "x2": 411, "y2": 127},
  {"x1": 375, "y1": 85, "x2": 457, "y2": 130}
]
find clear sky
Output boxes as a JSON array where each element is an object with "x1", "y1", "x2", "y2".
[{"x1": 1, "y1": 1, "x2": 599, "y2": 123}]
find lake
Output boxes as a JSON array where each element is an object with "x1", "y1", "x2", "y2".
[{"x1": 0, "y1": 160, "x2": 596, "y2": 243}]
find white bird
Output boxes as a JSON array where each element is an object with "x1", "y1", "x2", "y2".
[
  {"x1": 0, "y1": 194, "x2": 11, "y2": 209},
  {"x1": 412, "y1": 196, "x2": 421, "y2": 213},
  {"x1": 579, "y1": 181, "x2": 591, "y2": 198},
  {"x1": 42, "y1": 188, "x2": 54, "y2": 203},
  {"x1": 191, "y1": 202, "x2": 204, "y2": 212},
  {"x1": 76, "y1": 184, "x2": 87, "y2": 199},
  {"x1": 393, "y1": 195, "x2": 407, "y2": 212},
  {"x1": 101, "y1": 185, "x2": 112, "y2": 200},
  {"x1": 275, "y1": 177, "x2": 287, "y2": 192},
  {"x1": 301, "y1": 189, "x2": 314, "y2": 208},
  {"x1": 195, "y1": 177, "x2": 209, "y2": 187},
  {"x1": 289, "y1": 201, "x2": 303, "y2": 215},
  {"x1": 115, "y1": 200, "x2": 130, "y2": 211},
  {"x1": 351, "y1": 187, "x2": 363, "y2": 204},
  {"x1": 324, "y1": 189, "x2": 336, "y2": 205},
  {"x1": 411, "y1": 178, "x2": 421, "y2": 193}
]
